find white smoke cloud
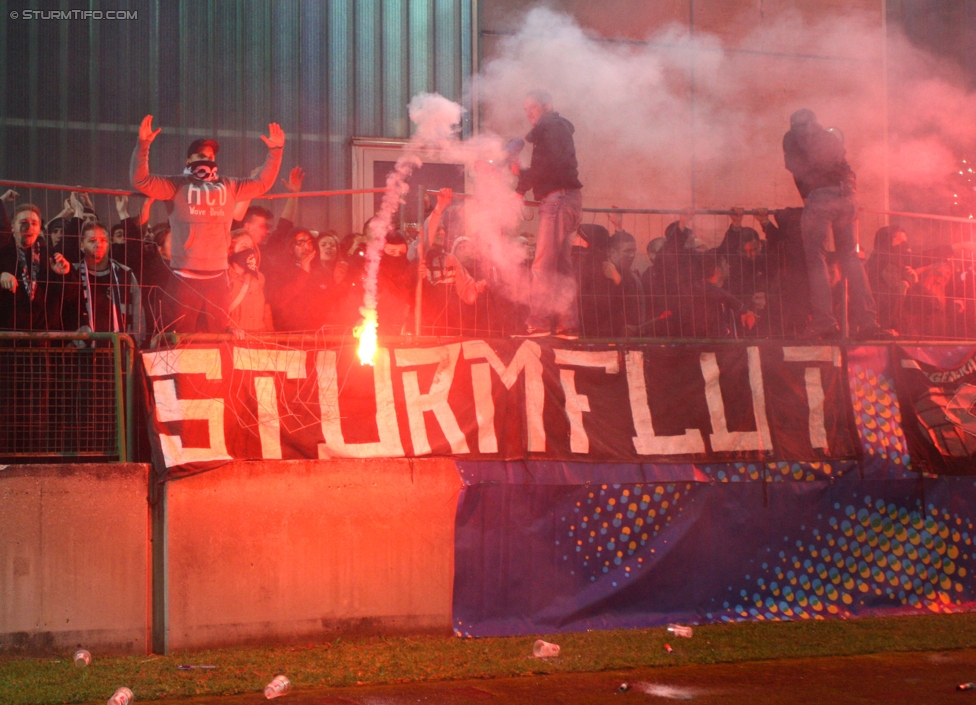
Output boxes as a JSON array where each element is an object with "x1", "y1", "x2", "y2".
[
  {"x1": 360, "y1": 92, "x2": 531, "y2": 338},
  {"x1": 472, "y1": 5, "x2": 976, "y2": 248}
]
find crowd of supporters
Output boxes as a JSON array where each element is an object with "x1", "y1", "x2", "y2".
[{"x1": 2, "y1": 183, "x2": 975, "y2": 343}]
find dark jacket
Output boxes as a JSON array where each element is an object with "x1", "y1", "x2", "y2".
[
  {"x1": 682, "y1": 280, "x2": 745, "y2": 339},
  {"x1": 58, "y1": 260, "x2": 145, "y2": 339},
  {"x1": 0, "y1": 240, "x2": 58, "y2": 331},
  {"x1": 783, "y1": 122, "x2": 855, "y2": 199},
  {"x1": 516, "y1": 111, "x2": 583, "y2": 200},
  {"x1": 375, "y1": 255, "x2": 417, "y2": 335},
  {"x1": 264, "y1": 259, "x2": 333, "y2": 332}
]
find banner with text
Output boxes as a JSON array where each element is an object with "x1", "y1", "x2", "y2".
[
  {"x1": 893, "y1": 345, "x2": 976, "y2": 475},
  {"x1": 140, "y1": 341, "x2": 858, "y2": 478}
]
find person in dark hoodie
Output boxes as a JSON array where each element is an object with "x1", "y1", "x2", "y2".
[
  {"x1": 783, "y1": 109, "x2": 891, "y2": 340},
  {"x1": 866, "y1": 225, "x2": 913, "y2": 332},
  {"x1": 265, "y1": 227, "x2": 331, "y2": 332},
  {"x1": 514, "y1": 89, "x2": 584, "y2": 339},
  {"x1": 756, "y1": 206, "x2": 809, "y2": 337},
  {"x1": 130, "y1": 115, "x2": 283, "y2": 334},
  {"x1": 375, "y1": 231, "x2": 419, "y2": 336}
]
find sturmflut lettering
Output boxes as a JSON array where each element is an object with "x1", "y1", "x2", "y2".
[
  {"x1": 315, "y1": 349, "x2": 404, "y2": 458},
  {"x1": 231, "y1": 348, "x2": 306, "y2": 459},
  {"x1": 783, "y1": 346, "x2": 842, "y2": 451},
  {"x1": 461, "y1": 340, "x2": 545, "y2": 452},
  {"x1": 625, "y1": 350, "x2": 706, "y2": 455},
  {"x1": 553, "y1": 349, "x2": 619, "y2": 454},
  {"x1": 143, "y1": 349, "x2": 232, "y2": 468},
  {"x1": 146, "y1": 343, "x2": 840, "y2": 465},
  {"x1": 396, "y1": 344, "x2": 469, "y2": 455}
]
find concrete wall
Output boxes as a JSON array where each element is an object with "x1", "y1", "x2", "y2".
[
  {"x1": 159, "y1": 459, "x2": 462, "y2": 652},
  {"x1": 0, "y1": 464, "x2": 151, "y2": 656}
]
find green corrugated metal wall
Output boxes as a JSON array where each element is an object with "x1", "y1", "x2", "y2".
[{"x1": 0, "y1": 0, "x2": 473, "y2": 233}]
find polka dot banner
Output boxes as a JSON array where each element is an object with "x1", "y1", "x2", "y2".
[{"x1": 709, "y1": 495, "x2": 974, "y2": 624}]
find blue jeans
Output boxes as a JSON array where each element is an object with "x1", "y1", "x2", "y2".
[
  {"x1": 801, "y1": 187, "x2": 878, "y2": 332},
  {"x1": 527, "y1": 188, "x2": 583, "y2": 331}
]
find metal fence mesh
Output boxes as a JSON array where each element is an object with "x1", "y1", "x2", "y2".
[{"x1": 0, "y1": 339, "x2": 122, "y2": 459}]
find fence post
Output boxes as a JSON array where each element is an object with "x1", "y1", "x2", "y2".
[
  {"x1": 113, "y1": 334, "x2": 128, "y2": 462},
  {"x1": 122, "y1": 334, "x2": 136, "y2": 462}
]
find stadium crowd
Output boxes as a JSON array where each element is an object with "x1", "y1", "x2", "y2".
[
  {"x1": 2, "y1": 109, "x2": 975, "y2": 344},
  {"x1": 4, "y1": 184, "x2": 975, "y2": 343}
]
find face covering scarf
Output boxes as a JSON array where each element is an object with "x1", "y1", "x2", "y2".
[
  {"x1": 184, "y1": 159, "x2": 219, "y2": 182},
  {"x1": 229, "y1": 248, "x2": 258, "y2": 273}
]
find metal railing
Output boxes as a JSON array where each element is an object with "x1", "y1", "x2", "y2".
[{"x1": 0, "y1": 332, "x2": 136, "y2": 461}]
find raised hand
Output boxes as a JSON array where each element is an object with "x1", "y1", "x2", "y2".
[
  {"x1": 261, "y1": 123, "x2": 286, "y2": 149},
  {"x1": 115, "y1": 195, "x2": 129, "y2": 220},
  {"x1": 68, "y1": 192, "x2": 86, "y2": 218},
  {"x1": 56, "y1": 199, "x2": 74, "y2": 219},
  {"x1": 602, "y1": 260, "x2": 622, "y2": 285},
  {"x1": 139, "y1": 115, "x2": 162, "y2": 143},
  {"x1": 435, "y1": 188, "x2": 453, "y2": 212},
  {"x1": 0, "y1": 189, "x2": 19, "y2": 203},
  {"x1": 281, "y1": 166, "x2": 305, "y2": 192},
  {"x1": 730, "y1": 207, "x2": 744, "y2": 228}
]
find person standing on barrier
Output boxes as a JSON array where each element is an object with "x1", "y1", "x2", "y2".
[
  {"x1": 514, "y1": 90, "x2": 584, "y2": 339},
  {"x1": 783, "y1": 109, "x2": 893, "y2": 340},
  {"x1": 130, "y1": 115, "x2": 284, "y2": 335}
]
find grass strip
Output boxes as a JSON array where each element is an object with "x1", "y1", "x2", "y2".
[{"x1": 2, "y1": 612, "x2": 976, "y2": 704}]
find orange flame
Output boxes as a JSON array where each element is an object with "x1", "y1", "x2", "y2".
[{"x1": 354, "y1": 309, "x2": 378, "y2": 366}]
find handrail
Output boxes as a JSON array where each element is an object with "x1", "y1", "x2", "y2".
[
  {"x1": 4, "y1": 177, "x2": 974, "y2": 226},
  {"x1": 0, "y1": 179, "x2": 137, "y2": 196},
  {"x1": 0, "y1": 179, "x2": 388, "y2": 201},
  {"x1": 149, "y1": 332, "x2": 976, "y2": 347}
]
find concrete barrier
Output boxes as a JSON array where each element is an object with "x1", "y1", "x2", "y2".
[
  {"x1": 158, "y1": 458, "x2": 462, "y2": 652},
  {"x1": 0, "y1": 464, "x2": 151, "y2": 656}
]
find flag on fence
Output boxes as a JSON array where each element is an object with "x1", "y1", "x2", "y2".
[{"x1": 893, "y1": 345, "x2": 976, "y2": 474}]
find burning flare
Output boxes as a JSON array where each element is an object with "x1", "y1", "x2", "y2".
[{"x1": 354, "y1": 308, "x2": 378, "y2": 366}]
